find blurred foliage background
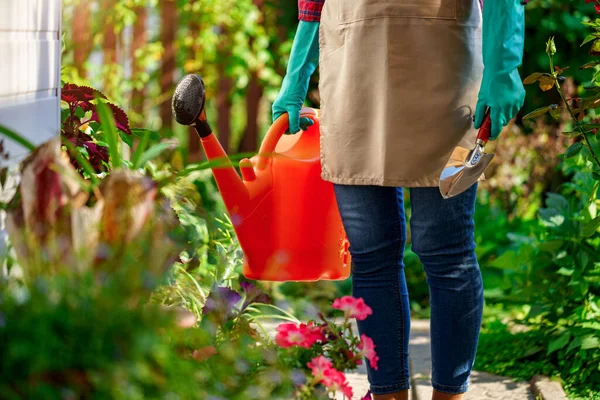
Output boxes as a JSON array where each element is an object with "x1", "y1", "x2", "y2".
[
  {"x1": 58, "y1": 0, "x2": 595, "y2": 209},
  {"x1": 61, "y1": 0, "x2": 299, "y2": 164},
  {"x1": 44, "y1": 1, "x2": 600, "y2": 396}
]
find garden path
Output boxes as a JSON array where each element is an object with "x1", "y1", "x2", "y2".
[
  {"x1": 257, "y1": 319, "x2": 534, "y2": 400},
  {"x1": 404, "y1": 319, "x2": 534, "y2": 400}
]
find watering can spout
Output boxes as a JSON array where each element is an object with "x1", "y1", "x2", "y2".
[
  {"x1": 172, "y1": 74, "x2": 248, "y2": 211},
  {"x1": 199, "y1": 133, "x2": 249, "y2": 211}
]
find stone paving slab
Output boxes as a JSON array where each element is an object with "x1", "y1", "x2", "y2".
[
  {"x1": 530, "y1": 375, "x2": 567, "y2": 400},
  {"x1": 409, "y1": 319, "x2": 534, "y2": 400}
]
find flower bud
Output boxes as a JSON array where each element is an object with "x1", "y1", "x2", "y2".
[{"x1": 546, "y1": 37, "x2": 557, "y2": 56}]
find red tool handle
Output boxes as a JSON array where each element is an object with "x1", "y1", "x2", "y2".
[{"x1": 477, "y1": 112, "x2": 492, "y2": 143}]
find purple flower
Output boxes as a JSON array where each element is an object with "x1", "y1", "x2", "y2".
[
  {"x1": 240, "y1": 281, "x2": 270, "y2": 311},
  {"x1": 201, "y1": 286, "x2": 242, "y2": 325}
]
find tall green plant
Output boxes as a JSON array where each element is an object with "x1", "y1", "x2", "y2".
[{"x1": 484, "y1": 14, "x2": 600, "y2": 396}]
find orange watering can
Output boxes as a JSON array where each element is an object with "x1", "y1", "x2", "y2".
[{"x1": 172, "y1": 74, "x2": 351, "y2": 282}]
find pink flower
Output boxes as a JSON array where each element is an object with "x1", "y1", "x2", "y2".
[
  {"x1": 361, "y1": 391, "x2": 373, "y2": 400},
  {"x1": 307, "y1": 355, "x2": 333, "y2": 380},
  {"x1": 307, "y1": 356, "x2": 354, "y2": 399},
  {"x1": 275, "y1": 321, "x2": 325, "y2": 348},
  {"x1": 332, "y1": 296, "x2": 373, "y2": 321},
  {"x1": 323, "y1": 368, "x2": 353, "y2": 399},
  {"x1": 358, "y1": 334, "x2": 380, "y2": 370}
]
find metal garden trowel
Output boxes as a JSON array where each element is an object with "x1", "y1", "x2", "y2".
[{"x1": 440, "y1": 112, "x2": 494, "y2": 199}]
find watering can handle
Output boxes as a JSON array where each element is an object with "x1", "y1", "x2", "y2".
[{"x1": 256, "y1": 107, "x2": 319, "y2": 170}]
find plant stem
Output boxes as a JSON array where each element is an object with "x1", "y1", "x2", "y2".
[{"x1": 551, "y1": 55, "x2": 600, "y2": 169}]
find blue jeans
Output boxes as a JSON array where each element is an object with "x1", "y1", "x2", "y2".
[{"x1": 332, "y1": 183, "x2": 484, "y2": 395}]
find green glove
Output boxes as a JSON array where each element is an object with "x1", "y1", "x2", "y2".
[
  {"x1": 273, "y1": 21, "x2": 320, "y2": 134},
  {"x1": 474, "y1": 0, "x2": 526, "y2": 140}
]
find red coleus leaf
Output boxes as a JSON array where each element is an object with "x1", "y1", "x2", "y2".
[
  {"x1": 69, "y1": 132, "x2": 94, "y2": 143},
  {"x1": 80, "y1": 101, "x2": 95, "y2": 113},
  {"x1": 90, "y1": 103, "x2": 132, "y2": 135},
  {"x1": 108, "y1": 103, "x2": 132, "y2": 135},
  {"x1": 68, "y1": 136, "x2": 109, "y2": 173},
  {"x1": 61, "y1": 83, "x2": 107, "y2": 104},
  {"x1": 586, "y1": 0, "x2": 596, "y2": 3},
  {"x1": 85, "y1": 142, "x2": 110, "y2": 166},
  {"x1": 62, "y1": 115, "x2": 82, "y2": 138}
]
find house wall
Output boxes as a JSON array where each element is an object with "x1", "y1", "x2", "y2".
[
  {"x1": 0, "y1": 0, "x2": 62, "y2": 267},
  {"x1": 0, "y1": 0, "x2": 62, "y2": 165}
]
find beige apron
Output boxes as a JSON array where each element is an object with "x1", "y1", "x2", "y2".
[{"x1": 318, "y1": 0, "x2": 484, "y2": 187}]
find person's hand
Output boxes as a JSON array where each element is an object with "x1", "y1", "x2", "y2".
[
  {"x1": 272, "y1": 21, "x2": 320, "y2": 135},
  {"x1": 474, "y1": 0, "x2": 526, "y2": 140},
  {"x1": 474, "y1": 69, "x2": 525, "y2": 140}
]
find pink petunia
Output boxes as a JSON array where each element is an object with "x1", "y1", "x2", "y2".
[
  {"x1": 358, "y1": 334, "x2": 380, "y2": 370},
  {"x1": 322, "y1": 367, "x2": 353, "y2": 399},
  {"x1": 361, "y1": 390, "x2": 373, "y2": 400},
  {"x1": 307, "y1": 355, "x2": 333, "y2": 380},
  {"x1": 332, "y1": 296, "x2": 373, "y2": 321},
  {"x1": 275, "y1": 321, "x2": 325, "y2": 348},
  {"x1": 308, "y1": 356, "x2": 354, "y2": 399}
]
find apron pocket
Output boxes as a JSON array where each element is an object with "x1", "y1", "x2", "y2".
[
  {"x1": 319, "y1": 5, "x2": 347, "y2": 61},
  {"x1": 338, "y1": 0, "x2": 457, "y2": 25}
]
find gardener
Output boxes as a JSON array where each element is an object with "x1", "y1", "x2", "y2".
[{"x1": 273, "y1": 0, "x2": 526, "y2": 399}]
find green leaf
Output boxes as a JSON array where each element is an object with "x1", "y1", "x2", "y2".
[
  {"x1": 539, "y1": 209, "x2": 565, "y2": 228},
  {"x1": 135, "y1": 142, "x2": 173, "y2": 169},
  {"x1": 547, "y1": 332, "x2": 571, "y2": 355},
  {"x1": 537, "y1": 240, "x2": 564, "y2": 254},
  {"x1": 178, "y1": 152, "x2": 257, "y2": 176},
  {"x1": 523, "y1": 105, "x2": 553, "y2": 120},
  {"x1": 582, "y1": 34, "x2": 599, "y2": 47},
  {"x1": 132, "y1": 128, "x2": 161, "y2": 142},
  {"x1": 592, "y1": 172, "x2": 600, "y2": 181},
  {"x1": 564, "y1": 142, "x2": 584, "y2": 158},
  {"x1": 120, "y1": 131, "x2": 133, "y2": 147},
  {"x1": 489, "y1": 251, "x2": 518, "y2": 270},
  {"x1": 95, "y1": 99, "x2": 121, "y2": 169},
  {"x1": 131, "y1": 130, "x2": 152, "y2": 169},
  {"x1": 581, "y1": 322, "x2": 600, "y2": 330},
  {"x1": 581, "y1": 335, "x2": 600, "y2": 350},
  {"x1": 0, "y1": 125, "x2": 36, "y2": 151},
  {"x1": 591, "y1": 40, "x2": 600, "y2": 56},
  {"x1": 561, "y1": 131, "x2": 581, "y2": 138},
  {"x1": 566, "y1": 336, "x2": 583, "y2": 354},
  {"x1": 549, "y1": 106, "x2": 562, "y2": 120},
  {"x1": 582, "y1": 216, "x2": 600, "y2": 237},
  {"x1": 61, "y1": 137, "x2": 99, "y2": 186},
  {"x1": 557, "y1": 267, "x2": 574, "y2": 276},
  {"x1": 546, "y1": 193, "x2": 570, "y2": 211},
  {"x1": 580, "y1": 61, "x2": 600, "y2": 70},
  {"x1": 581, "y1": 123, "x2": 600, "y2": 130}
]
